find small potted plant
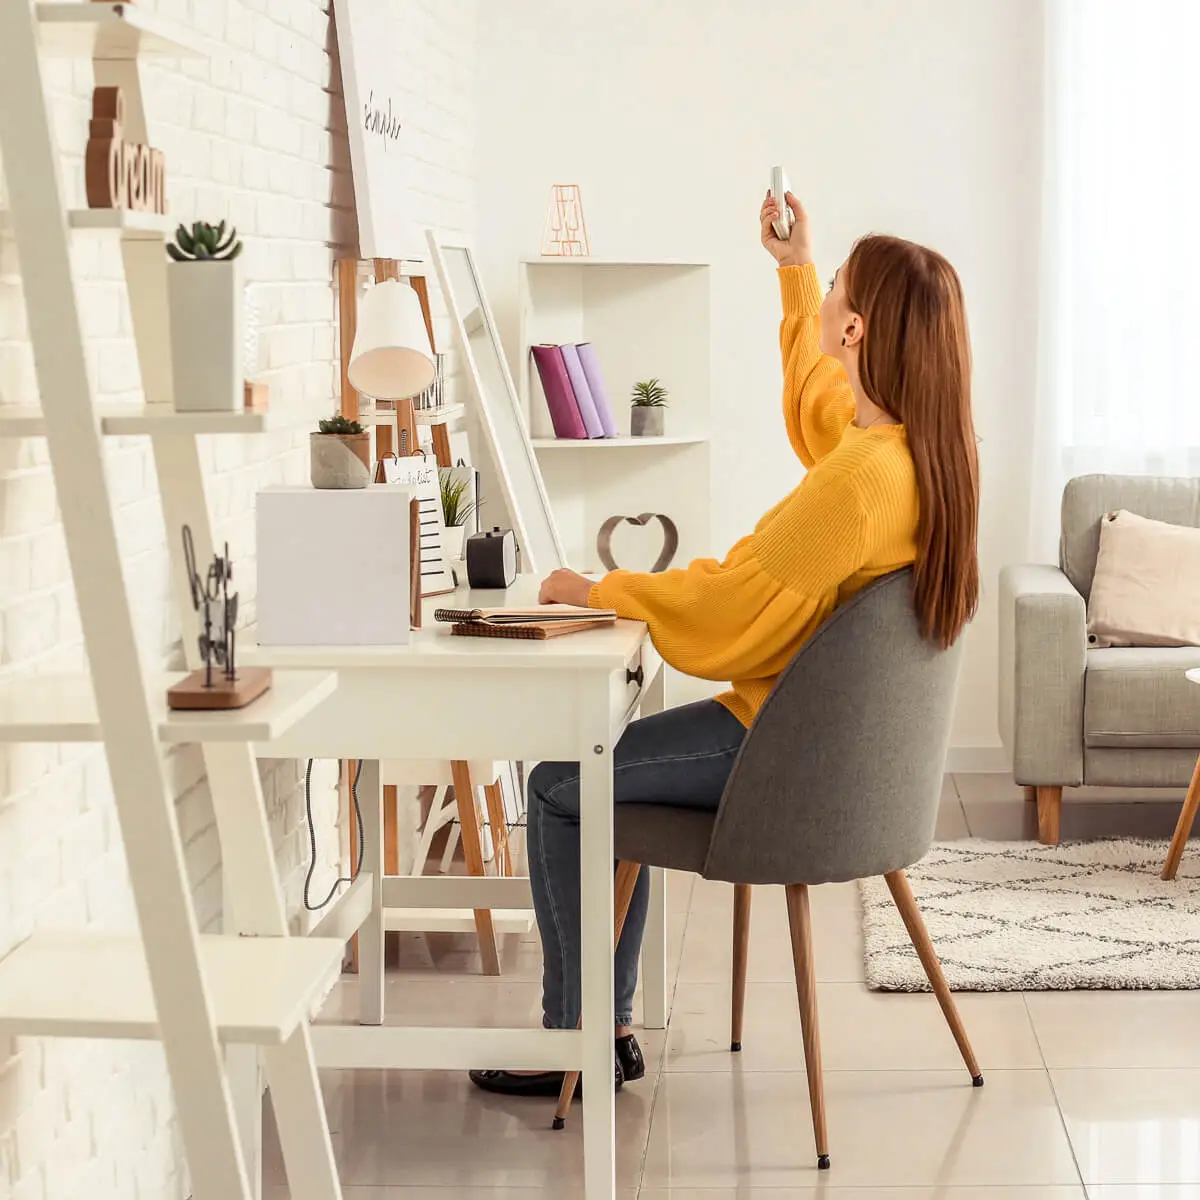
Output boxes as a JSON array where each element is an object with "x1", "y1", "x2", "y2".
[
  {"x1": 311, "y1": 414, "x2": 370, "y2": 489},
  {"x1": 166, "y1": 221, "x2": 244, "y2": 413},
  {"x1": 630, "y1": 378, "x2": 668, "y2": 437},
  {"x1": 439, "y1": 467, "x2": 480, "y2": 562}
]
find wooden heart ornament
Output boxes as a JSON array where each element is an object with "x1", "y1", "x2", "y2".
[{"x1": 596, "y1": 512, "x2": 679, "y2": 574}]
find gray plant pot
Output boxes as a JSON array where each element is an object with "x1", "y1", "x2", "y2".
[
  {"x1": 630, "y1": 406, "x2": 664, "y2": 437},
  {"x1": 310, "y1": 432, "x2": 371, "y2": 489}
]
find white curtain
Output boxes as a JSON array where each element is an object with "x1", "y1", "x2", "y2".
[{"x1": 1030, "y1": 0, "x2": 1200, "y2": 561}]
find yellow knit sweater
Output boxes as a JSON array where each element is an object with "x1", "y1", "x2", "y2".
[{"x1": 589, "y1": 263, "x2": 919, "y2": 727}]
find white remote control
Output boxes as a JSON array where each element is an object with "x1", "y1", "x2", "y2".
[{"x1": 770, "y1": 166, "x2": 792, "y2": 241}]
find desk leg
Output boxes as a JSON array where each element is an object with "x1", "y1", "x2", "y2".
[
  {"x1": 358, "y1": 759, "x2": 385, "y2": 1025},
  {"x1": 579, "y1": 714, "x2": 616, "y2": 1199},
  {"x1": 638, "y1": 660, "x2": 669, "y2": 1031}
]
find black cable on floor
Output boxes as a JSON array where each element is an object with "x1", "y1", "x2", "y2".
[{"x1": 303, "y1": 758, "x2": 364, "y2": 911}]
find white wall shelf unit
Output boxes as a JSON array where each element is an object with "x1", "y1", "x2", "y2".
[
  {"x1": 0, "y1": 403, "x2": 314, "y2": 437},
  {"x1": 0, "y1": 931, "x2": 345, "y2": 1044},
  {"x1": 531, "y1": 434, "x2": 709, "y2": 450},
  {"x1": 35, "y1": 2, "x2": 212, "y2": 59},
  {"x1": 0, "y1": 5, "x2": 343, "y2": 1198},
  {"x1": 0, "y1": 670, "x2": 337, "y2": 744},
  {"x1": 518, "y1": 258, "x2": 715, "y2": 704}
]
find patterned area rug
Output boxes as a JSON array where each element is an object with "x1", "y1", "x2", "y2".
[{"x1": 859, "y1": 838, "x2": 1200, "y2": 991}]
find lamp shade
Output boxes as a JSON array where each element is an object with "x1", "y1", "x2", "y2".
[{"x1": 347, "y1": 280, "x2": 436, "y2": 399}]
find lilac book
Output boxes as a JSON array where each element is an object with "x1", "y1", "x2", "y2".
[
  {"x1": 530, "y1": 345, "x2": 587, "y2": 438},
  {"x1": 574, "y1": 342, "x2": 619, "y2": 437},
  {"x1": 558, "y1": 343, "x2": 605, "y2": 438}
]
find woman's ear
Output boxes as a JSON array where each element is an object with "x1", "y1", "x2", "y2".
[{"x1": 842, "y1": 315, "x2": 864, "y2": 348}]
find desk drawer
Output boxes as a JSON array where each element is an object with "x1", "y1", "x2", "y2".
[{"x1": 609, "y1": 640, "x2": 661, "y2": 732}]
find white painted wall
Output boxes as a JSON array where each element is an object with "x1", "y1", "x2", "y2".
[
  {"x1": 0, "y1": 0, "x2": 476, "y2": 1195},
  {"x1": 476, "y1": 0, "x2": 1043, "y2": 759}
]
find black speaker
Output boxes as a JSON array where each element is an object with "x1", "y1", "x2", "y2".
[{"x1": 466, "y1": 527, "x2": 517, "y2": 589}]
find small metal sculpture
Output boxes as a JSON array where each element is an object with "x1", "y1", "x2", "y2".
[
  {"x1": 183, "y1": 524, "x2": 238, "y2": 688},
  {"x1": 168, "y1": 527, "x2": 269, "y2": 711}
]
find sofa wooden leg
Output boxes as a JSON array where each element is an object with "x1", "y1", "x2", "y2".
[
  {"x1": 1023, "y1": 786, "x2": 1036, "y2": 804},
  {"x1": 1036, "y1": 786, "x2": 1062, "y2": 845}
]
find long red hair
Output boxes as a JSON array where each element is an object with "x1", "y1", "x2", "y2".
[{"x1": 844, "y1": 235, "x2": 980, "y2": 648}]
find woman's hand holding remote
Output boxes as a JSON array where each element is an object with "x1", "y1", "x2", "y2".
[{"x1": 760, "y1": 190, "x2": 814, "y2": 269}]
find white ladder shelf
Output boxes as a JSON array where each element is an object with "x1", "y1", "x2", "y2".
[{"x1": 0, "y1": 4, "x2": 343, "y2": 1199}]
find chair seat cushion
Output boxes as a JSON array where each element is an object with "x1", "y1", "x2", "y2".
[
  {"x1": 614, "y1": 804, "x2": 715, "y2": 873},
  {"x1": 1084, "y1": 646, "x2": 1200, "y2": 748}
]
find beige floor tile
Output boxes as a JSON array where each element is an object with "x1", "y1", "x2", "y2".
[
  {"x1": 1087, "y1": 1188, "x2": 1200, "y2": 1198},
  {"x1": 266, "y1": 1188, "x2": 639, "y2": 1198},
  {"x1": 641, "y1": 1069, "x2": 1079, "y2": 1189},
  {"x1": 274, "y1": 1068, "x2": 653, "y2": 1190},
  {"x1": 1053, "y1": 1068, "x2": 1200, "y2": 1186},
  {"x1": 681, "y1": 882, "x2": 864, "y2": 984},
  {"x1": 665, "y1": 982, "x2": 1042, "y2": 1073},
  {"x1": 1028, "y1": 992, "x2": 1200, "y2": 1070},
  {"x1": 638, "y1": 1189, "x2": 1086, "y2": 1199}
]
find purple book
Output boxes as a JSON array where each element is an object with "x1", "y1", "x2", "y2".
[
  {"x1": 575, "y1": 342, "x2": 618, "y2": 437},
  {"x1": 558, "y1": 343, "x2": 605, "y2": 438},
  {"x1": 530, "y1": 345, "x2": 587, "y2": 438}
]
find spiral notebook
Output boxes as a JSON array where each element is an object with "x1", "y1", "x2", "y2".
[{"x1": 435, "y1": 604, "x2": 617, "y2": 640}]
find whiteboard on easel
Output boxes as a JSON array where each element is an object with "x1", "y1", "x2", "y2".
[{"x1": 332, "y1": 0, "x2": 422, "y2": 260}]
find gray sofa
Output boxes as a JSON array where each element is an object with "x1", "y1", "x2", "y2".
[{"x1": 999, "y1": 474, "x2": 1200, "y2": 844}]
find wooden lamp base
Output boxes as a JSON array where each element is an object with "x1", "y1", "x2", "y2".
[{"x1": 167, "y1": 667, "x2": 273, "y2": 711}]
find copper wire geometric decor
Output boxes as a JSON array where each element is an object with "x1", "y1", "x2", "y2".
[{"x1": 540, "y1": 184, "x2": 590, "y2": 257}]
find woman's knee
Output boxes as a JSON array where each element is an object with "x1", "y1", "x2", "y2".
[{"x1": 528, "y1": 759, "x2": 581, "y2": 816}]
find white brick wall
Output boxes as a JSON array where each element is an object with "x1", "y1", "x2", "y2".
[{"x1": 0, "y1": 1, "x2": 477, "y2": 1195}]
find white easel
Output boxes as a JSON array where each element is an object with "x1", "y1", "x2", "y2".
[{"x1": 0, "y1": 6, "x2": 342, "y2": 1198}]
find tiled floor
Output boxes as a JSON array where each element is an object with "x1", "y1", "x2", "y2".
[{"x1": 263, "y1": 775, "x2": 1200, "y2": 1199}]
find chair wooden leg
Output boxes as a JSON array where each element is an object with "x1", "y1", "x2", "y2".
[
  {"x1": 884, "y1": 870, "x2": 983, "y2": 1086},
  {"x1": 553, "y1": 861, "x2": 642, "y2": 1129},
  {"x1": 784, "y1": 884, "x2": 830, "y2": 1171},
  {"x1": 1036, "y1": 786, "x2": 1062, "y2": 845},
  {"x1": 731, "y1": 884, "x2": 751, "y2": 1052},
  {"x1": 1162, "y1": 753, "x2": 1200, "y2": 881}
]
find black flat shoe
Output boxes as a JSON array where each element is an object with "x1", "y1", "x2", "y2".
[
  {"x1": 615, "y1": 1034, "x2": 645, "y2": 1082},
  {"x1": 469, "y1": 1054, "x2": 623, "y2": 1098}
]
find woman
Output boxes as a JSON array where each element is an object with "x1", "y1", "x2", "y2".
[{"x1": 470, "y1": 192, "x2": 979, "y2": 1098}]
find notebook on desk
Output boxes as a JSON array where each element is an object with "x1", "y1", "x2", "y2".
[{"x1": 434, "y1": 604, "x2": 618, "y2": 641}]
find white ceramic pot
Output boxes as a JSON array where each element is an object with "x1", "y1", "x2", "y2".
[
  {"x1": 168, "y1": 259, "x2": 243, "y2": 412},
  {"x1": 310, "y1": 432, "x2": 371, "y2": 489}
]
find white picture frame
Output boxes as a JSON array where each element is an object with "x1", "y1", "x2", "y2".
[{"x1": 426, "y1": 231, "x2": 566, "y2": 576}]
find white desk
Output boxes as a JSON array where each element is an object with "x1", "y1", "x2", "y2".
[{"x1": 245, "y1": 580, "x2": 667, "y2": 1200}]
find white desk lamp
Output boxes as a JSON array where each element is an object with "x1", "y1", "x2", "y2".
[{"x1": 348, "y1": 279, "x2": 436, "y2": 456}]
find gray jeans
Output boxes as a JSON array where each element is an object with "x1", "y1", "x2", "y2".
[{"x1": 527, "y1": 698, "x2": 747, "y2": 1030}]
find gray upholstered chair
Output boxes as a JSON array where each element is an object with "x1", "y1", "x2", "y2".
[
  {"x1": 1000, "y1": 475, "x2": 1200, "y2": 845},
  {"x1": 553, "y1": 569, "x2": 982, "y2": 1169}
]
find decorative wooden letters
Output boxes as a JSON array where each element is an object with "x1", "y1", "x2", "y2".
[{"x1": 85, "y1": 86, "x2": 167, "y2": 214}]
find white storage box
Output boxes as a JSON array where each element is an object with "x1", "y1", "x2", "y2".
[{"x1": 257, "y1": 485, "x2": 412, "y2": 645}]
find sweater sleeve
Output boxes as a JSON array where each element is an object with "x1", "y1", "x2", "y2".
[
  {"x1": 588, "y1": 471, "x2": 868, "y2": 683},
  {"x1": 779, "y1": 264, "x2": 855, "y2": 468}
]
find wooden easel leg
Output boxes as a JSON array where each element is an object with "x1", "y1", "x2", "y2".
[
  {"x1": 450, "y1": 760, "x2": 501, "y2": 975},
  {"x1": 483, "y1": 781, "x2": 511, "y2": 876},
  {"x1": 336, "y1": 257, "x2": 358, "y2": 421},
  {"x1": 1163, "y1": 753, "x2": 1200, "y2": 881}
]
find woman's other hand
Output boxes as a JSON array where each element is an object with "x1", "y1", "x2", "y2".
[
  {"x1": 538, "y1": 568, "x2": 594, "y2": 607},
  {"x1": 760, "y1": 189, "x2": 814, "y2": 269}
]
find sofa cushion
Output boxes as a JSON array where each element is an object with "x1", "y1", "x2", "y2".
[
  {"x1": 1061, "y1": 475, "x2": 1200, "y2": 598},
  {"x1": 1084, "y1": 646, "x2": 1200, "y2": 748}
]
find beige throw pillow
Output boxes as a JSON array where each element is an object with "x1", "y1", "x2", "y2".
[{"x1": 1087, "y1": 509, "x2": 1200, "y2": 647}]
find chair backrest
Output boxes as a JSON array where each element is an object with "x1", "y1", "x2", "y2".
[
  {"x1": 1061, "y1": 474, "x2": 1200, "y2": 598},
  {"x1": 702, "y1": 569, "x2": 962, "y2": 886}
]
